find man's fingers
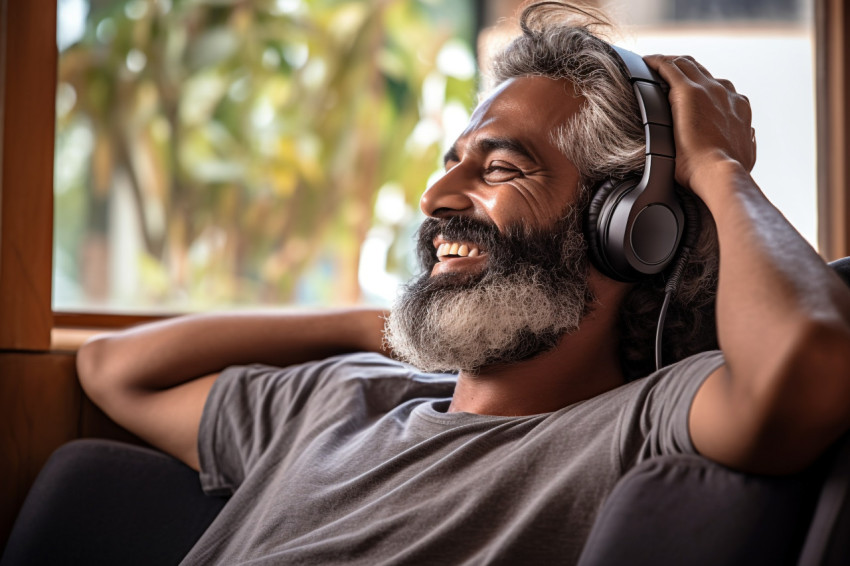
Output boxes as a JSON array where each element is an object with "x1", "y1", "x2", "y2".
[
  {"x1": 751, "y1": 128, "x2": 758, "y2": 170},
  {"x1": 645, "y1": 54, "x2": 690, "y2": 86},
  {"x1": 675, "y1": 55, "x2": 714, "y2": 80},
  {"x1": 646, "y1": 54, "x2": 744, "y2": 102},
  {"x1": 645, "y1": 54, "x2": 709, "y2": 85},
  {"x1": 643, "y1": 53, "x2": 758, "y2": 178},
  {"x1": 717, "y1": 78, "x2": 737, "y2": 93}
]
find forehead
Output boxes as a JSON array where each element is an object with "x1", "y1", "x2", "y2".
[{"x1": 459, "y1": 75, "x2": 582, "y2": 146}]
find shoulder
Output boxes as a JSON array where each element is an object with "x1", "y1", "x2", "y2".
[
  {"x1": 566, "y1": 350, "x2": 725, "y2": 416},
  {"x1": 213, "y1": 352, "x2": 457, "y2": 410},
  {"x1": 547, "y1": 351, "x2": 725, "y2": 462},
  {"x1": 624, "y1": 350, "x2": 725, "y2": 400},
  {"x1": 613, "y1": 350, "x2": 725, "y2": 460},
  {"x1": 216, "y1": 352, "x2": 409, "y2": 386},
  {"x1": 276, "y1": 351, "x2": 457, "y2": 389},
  {"x1": 319, "y1": 353, "x2": 459, "y2": 409}
]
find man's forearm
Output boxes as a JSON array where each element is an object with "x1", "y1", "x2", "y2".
[
  {"x1": 689, "y1": 161, "x2": 850, "y2": 471},
  {"x1": 77, "y1": 307, "x2": 389, "y2": 394},
  {"x1": 694, "y1": 161, "x2": 850, "y2": 378}
]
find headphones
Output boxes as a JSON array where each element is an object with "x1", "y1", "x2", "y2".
[{"x1": 586, "y1": 45, "x2": 685, "y2": 283}]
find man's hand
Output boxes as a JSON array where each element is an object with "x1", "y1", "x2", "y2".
[{"x1": 645, "y1": 54, "x2": 756, "y2": 195}]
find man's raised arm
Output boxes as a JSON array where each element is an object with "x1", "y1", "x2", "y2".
[
  {"x1": 77, "y1": 308, "x2": 388, "y2": 470},
  {"x1": 646, "y1": 54, "x2": 850, "y2": 474}
]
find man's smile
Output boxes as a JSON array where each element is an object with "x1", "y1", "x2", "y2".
[{"x1": 431, "y1": 236, "x2": 487, "y2": 276}]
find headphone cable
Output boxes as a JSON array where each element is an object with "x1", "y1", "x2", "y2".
[
  {"x1": 654, "y1": 247, "x2": 690, "y2": 371},
  {"x1": 654, "y1": 194, "x2": 700, "y2": 371}
]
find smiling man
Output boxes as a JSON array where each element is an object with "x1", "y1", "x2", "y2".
[
  {"x1": 384, "y1": 75, "x2": 626, "y2": 415},
  {"x1": 66, "y1": 1, "x2": 850, "y2": 564}
]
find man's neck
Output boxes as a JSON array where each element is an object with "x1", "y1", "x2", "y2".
[{"x1": 447, "y1": 312, "x2": 626, "y2": 416}]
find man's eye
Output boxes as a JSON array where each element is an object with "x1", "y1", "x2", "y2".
[{"x1": 484, "y1": 165, "x2": 520, "y2": 182}]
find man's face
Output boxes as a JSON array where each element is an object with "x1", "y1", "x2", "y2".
[
  {"x1": 420, "y1": 75, "x2": 584, "y2": 277},
  {"x1": 384, "y1": 76, "x2": 594, "y2": 373}
]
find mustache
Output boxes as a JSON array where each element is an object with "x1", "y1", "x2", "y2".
[
  {"x1": 415, "y1": 213, "x2": 586, "y2": 278},
  {"x1": 415, "y1": 216, "x2": 504, "y2": 273}
]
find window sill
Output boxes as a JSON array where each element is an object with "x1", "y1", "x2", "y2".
[
  {"x1": 50, "y1": 328, "x2": 103, "y2": 352},
  {"x1": 49, "y1": 311, "x2": 175, "y2": 352}
]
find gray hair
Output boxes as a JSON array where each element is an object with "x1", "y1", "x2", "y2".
[
  {"x1": 487, "y1": 1, "x2": 720, "y2": 378},
  {"x1": 488, "y1": 2, "x2": 645, "y2": 184}
]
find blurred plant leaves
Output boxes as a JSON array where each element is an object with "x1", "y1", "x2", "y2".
[{"x1": 54, "y1": 0, "x2": 477, "y2": 310}]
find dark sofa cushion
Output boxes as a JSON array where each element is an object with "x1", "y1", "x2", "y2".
[
  {"x1": 1, "y1": 439, "x2": 227, "y2": 566},
  {"x1": 577, "y1": 454, "x2": 822, "y2": 566}
]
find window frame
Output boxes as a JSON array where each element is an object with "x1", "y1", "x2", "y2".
[
  {"x1": 1, "y1": 0, "x2": 848, "y2": 352},
  {"x1": 0, "y1": 0, "x2": 56, "y2": 351},
  {"x1": 816, "y1": 0, "x2": 850, "y2": 260}
]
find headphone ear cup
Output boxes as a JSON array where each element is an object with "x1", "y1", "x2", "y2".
[{"x1": 586, "y1": 178, "x2": 629, "y2": 280}]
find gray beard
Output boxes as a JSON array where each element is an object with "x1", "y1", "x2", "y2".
[{"x1": 384, "y1": 211, "x2": 594, "y2": 373}]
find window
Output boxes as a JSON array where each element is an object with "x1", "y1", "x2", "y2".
[
  {"x1": 53, "y1": 0, "x2": 479, "y2": 313},
  {"x1": 4, "y1": 0, "x2": 844, "y2": 350}
]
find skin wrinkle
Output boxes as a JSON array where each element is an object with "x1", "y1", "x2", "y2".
[
  {"x1": 510, "y1": 176, "x2": 549, "y2": 213},
  {"x1": 446, "y1": 140, "x2": 551, "y2": 216}
]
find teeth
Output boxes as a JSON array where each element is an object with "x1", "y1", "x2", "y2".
[{"x1": 435, "y1": 241, "x2": 481, "y2": 260}]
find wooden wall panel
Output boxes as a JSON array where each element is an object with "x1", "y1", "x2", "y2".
[
  {"x1": 0, "y1": 352, "x2": 80, "y2": 548},
  {"x1": 79, "y1": 390, "x2": 143, "y2": 443},
  {"x1": 0, "y1": 351, "x2": 142, "y2": 551}
]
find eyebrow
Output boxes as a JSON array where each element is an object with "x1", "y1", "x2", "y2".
[{"x1": 442, "y1": 137, "x2": 539, "y2": 167}]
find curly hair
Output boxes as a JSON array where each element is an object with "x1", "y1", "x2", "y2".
[{"x1": 488, "y1": 1, "x2": 719, "y2": 379}]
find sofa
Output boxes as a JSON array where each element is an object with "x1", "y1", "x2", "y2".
[{"x1": 3, "y1": 258, "x2": 850, "y2": 565}]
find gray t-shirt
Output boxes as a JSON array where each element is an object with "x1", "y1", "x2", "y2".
[{"x1": 182, "y1": 350, "x2": 723, "y2": 565}]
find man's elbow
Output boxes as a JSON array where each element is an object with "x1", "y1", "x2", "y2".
[
  {"x1": 77, "y1": 333, "x2": 122, "y2": 406},
  {"x1": 793, "y1": 317, "x2": 850, "y2": 421},
  {"x1": 761, "y1": 319, "x2": 850, "y2": 471}
]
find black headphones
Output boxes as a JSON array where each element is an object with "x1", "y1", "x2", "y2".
[{"x1": 586, "y1": 45, "x2": 685, "y2": 282}]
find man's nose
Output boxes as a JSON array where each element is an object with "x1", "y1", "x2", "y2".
[{"x1": 419, "y1": 166, "x2": 474, "y2": 218}]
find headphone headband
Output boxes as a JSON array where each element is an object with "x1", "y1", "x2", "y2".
[
  {"x1": 586, "y1": 46, "x2": 685, "y2": 282},
  {"x1": 611, "y1": 46, "x2": 675, "y2": 159}
]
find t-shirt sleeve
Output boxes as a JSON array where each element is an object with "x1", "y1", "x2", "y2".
[
  {"x1": 617, "y1": 350, "x2": 726, "y2": 467},
  {"x1": 196, "y1": 352, "x2": 438, "y2": 497},
  {"x1": 197, "y1": 361, "x2": 329, "y2": 496}
]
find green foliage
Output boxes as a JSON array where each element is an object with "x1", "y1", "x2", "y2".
[{"x1": 54, "y1": 0, "x2": 477, "y2": 310}]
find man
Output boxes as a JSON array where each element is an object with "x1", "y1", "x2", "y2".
[{"x1": 77, "y1": 2, "x2": 850, "y2": 564}]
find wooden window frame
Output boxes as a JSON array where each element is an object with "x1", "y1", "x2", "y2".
[
  {"x1": 1, "y1": 0, "x2": 848, "y2": 353},
  {"x1": 817, "y1": 0, "x2": 850, "y2": 260},
  {"x1": 1, "y1": 0, "x2": 57, "y2": 351}
]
